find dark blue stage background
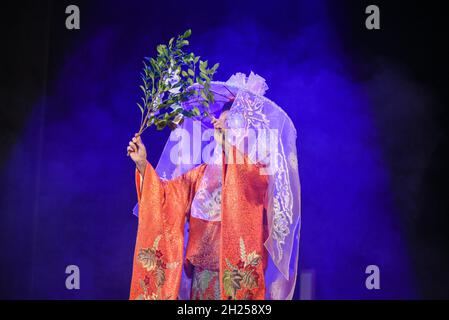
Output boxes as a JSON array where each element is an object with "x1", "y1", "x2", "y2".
[{"x1": 1, "y1": 0, "x2": 448, "y2": 299}]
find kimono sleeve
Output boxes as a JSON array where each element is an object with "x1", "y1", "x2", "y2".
[
  {"x1": 134, "y1": 161, "x2": 203, "y2": 225},
  {"x1": 129, "y1": 161, "x2": 204, "y2": 300}
]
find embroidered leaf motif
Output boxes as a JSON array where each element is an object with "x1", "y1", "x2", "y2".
[
  {"x1": 223, "y1": 238, "x2": 262, "y2": 299},
  {"x1": 198, "y1": 270, "x2": 214, "y2": 293},
  {"x1": 242, "y1": 270, "x2": 258, "y2": 290},
  {"x1": 239, "y1": 237, "x2": 246, "y2": 263},
  {"x1": 154, "y1": 267, "x2": 165, "y2": 287},
  {"x1": 231, "y1": 269, "x2": 243, "y2": 290},
  {"x1": 223, "y1": 269, "x2": 244, "y2": 300},
  {"x1": 152, "y1": 235, "x2": 162, "y2": 250},
  {"x1": 225, "y1": 258, "x2": 237, "y2": 270},
  {"x1": 223, "y1": 269, "x2": 235, "y2": 298},
  {"x1": 191, "y1": 269, "x2": 220, "y2": 300},
  {"x1": 213, "y1": 277, "x2": 221, "y2": 299},
  {"x1": 246, "y1": 251, "x2": 261, "y2": 267},
  {"x1": 136, "y1": 234, "x2": 180, "y2": 300},
  {"x1": 139, "y1": 279, "x2": 147, "y2": 293},
  {"x1": 138, "y1": 248, "x2": 157, "y2": 271}
]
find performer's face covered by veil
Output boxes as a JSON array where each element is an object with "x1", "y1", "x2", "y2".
[
  {"x1": 151, "y1": 72, "x2": 301, "y2": 299},
  {"x1": 211, "y1": 100, "x2": 233, "y2": 147}
]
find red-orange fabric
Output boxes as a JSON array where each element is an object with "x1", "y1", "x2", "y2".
[{"x1": 129, "y1": 149, "x2": 268, "y2": 300}]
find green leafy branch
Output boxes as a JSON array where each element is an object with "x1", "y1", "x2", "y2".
[{"x1": 136, "y1": 29, "x2": 219, "y2": 135}]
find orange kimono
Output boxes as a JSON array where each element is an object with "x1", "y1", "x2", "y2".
[{"x1": 129, "y1": 150, "x2": 268, "y2": 300}]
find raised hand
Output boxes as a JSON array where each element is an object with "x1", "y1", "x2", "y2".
[{"x1": 127, "y1": 133, "x2": 147, "y2": 175}]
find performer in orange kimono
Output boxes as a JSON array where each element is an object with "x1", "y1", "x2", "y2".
[{"x1": 127, "y1": 72, "x2": 301, "y2": 300}]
